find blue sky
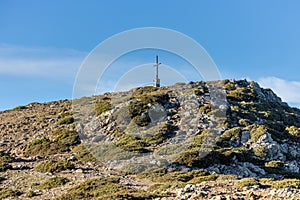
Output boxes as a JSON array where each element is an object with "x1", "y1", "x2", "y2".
[{"x1": 1, "y1": 0, "x2": 300, "y2": 110}]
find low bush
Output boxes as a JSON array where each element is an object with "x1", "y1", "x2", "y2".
[
  {"x1": 188, "y1": 174, "x2": 218, "y2": 184},
  {"x1": 24, "y1": 129, "x2": 80, "y2": 157},
  {"x1": 272, "y1": 179, "x2": 300, "y2": 189},
  {"x1": 95, "y1": 100, "x2": 111, "y2": 116},
  {"x1": 216, "y1": 174, "x2": 239, "y2": 181},
  {"x1": 0, "y1": 151, "x2": 14, "y2": 172},
  {"x1": 56, "y1": 177, "x2": 166, "y2": 200},
  {"x1": 71, "y1": 144, "x2": 98, "y2": 162},
  {"x1": 37, "y1": 176, "x2": 69, "y2": 189},
  {"x1": 248, "y1": 124, "x2": 268, "y2": 142},
  {"x1": 235, "y1": 178, "x2": 259, "y2": 189},
  {"x1": 286, "y1": 126, "x2": 300, "y2": 137},
  {"x1": 0, "y1": 188, "x2": 21, "y2": 199},
  {"x1": 253, "y1": 146, "x2": 268, "y2": 159},
  {"x1": 57, "y1": 116, "x2": 74, "y2": 125},
  {"x1": 34, "y1": 160, "x2": 74, "y2": 173}
]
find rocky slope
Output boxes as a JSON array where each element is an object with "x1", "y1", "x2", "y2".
[{"x1": 1, "y1": 79, "x2": 300, "y2": 199}]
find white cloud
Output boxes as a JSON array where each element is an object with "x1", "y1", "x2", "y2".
[
  {"x1": 258, "y1": 76, "x2": 300, "y2": 108},
  {"x1": 0, "y1": 43, "x2": 87, "y2": 80}
]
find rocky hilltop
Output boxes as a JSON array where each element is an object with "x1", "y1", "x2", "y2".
[{"x1": 1, "y1": 79, "x2": 300, "y2": 199}]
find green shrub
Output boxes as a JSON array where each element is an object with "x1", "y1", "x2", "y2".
[
  {"x1": 235, "y1": 178, "x2": 259, "y2": 188},
  {"x1": 137, "y1": 168, "x2": 209, "y2": 184},
  {"x1": 71, "y1": 144, "x2": 98, "y2": 162},
  {"x1": 57, "y1": 116, "x2": 74, "y2": 125},
  {"x1": 26, "y1": 190, "x2": 39, "y2": 197},
  {"x1": 115, "y1": 123, "x2": 171, "y2": 153},
  {"x1": 259, "y1": 178, "x2": 274, "y2": 185},
  {"x1": 217, "y1": 127, "x2": 241, "y2": 147},
  {"x1": 199, "y1": 104, "x2": 211, "y2": 114},
  {"x1": 56, "y1": 177, "x2": 166, "y2": 200},
  {"x1": 115, "y1": 134, "x2": 148, "y2": 153},
  {"x1": 34, "y1": 160, "x2": 74, "y2": 173},
  {"x1": 249, "y1": 124, "x2": 267, "y2": 142},
  {"x1": 238, "y1": 119, "x2": 251, "y2": 127},
  {"x1": 272, "y1": 179, "x2": 300, "y2": 189},
  {"x1": 95, "y1": 100, "x2": 111, "y2": 116},
  {"x1": 224, "y1": 83, "x2": 236, "y2": 91},
  {"x1": 286, "y1": 126, "x2": 300, "y2": 137},
  {"x1": 0, "y1": 188, "x2": 21, "y2": 199},
  {"x1": 12, "y1": 105, "x2": 27, "y2": 111},
  {"x1": 37, "y1": 176, "x2": 69, "y2": 189},
  {"x1": 227, "y1": 88, "x2": 257, "y2": 102},
  {"x1": 188, "y1": 174, "x2": 218, "y2": 184},
  {"x1": 253, "y1": 146, "x2": 268, "y2": 159},
  {"x1": 0, "y1": 151, "x2": 14, "y2": 172},
  {"x1": 265, "y1": 160, "x2": 284, "y2": 168},
  {"x1": 216, "y1": 174, "x2": 239, "y2": 181},
  {"x1": 132, "y1": 86, "x2": 157, "y2": 97},
  {"x1": 24, "y1": 130, "x2": 80, "y2": 157}
]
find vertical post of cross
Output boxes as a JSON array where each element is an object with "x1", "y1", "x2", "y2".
[{"x1": 154, "y1": 55, "x2": 161, "y2": 88}]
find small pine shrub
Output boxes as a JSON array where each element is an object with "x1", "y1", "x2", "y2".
[
  {"x1": 265, "y1": 160, "x2": 284, "y2": 168},
  {"x1": 216, "y1": 174, "x2": 239, "y2": 181},
  {"x1": 249, "y1": 124, "x2": 267, "y2": 142},
  {"x1": 57, "y1": 116, "x2": 74, "y2": 125},
  {"x1": 24, "y1": 129, "x2": 80, "y2": 157},
  {"x1": 286, "y1": 126, "x2": 300, "y2": 137},
  {"x1": 272, "y1": 179, "x2": 300, "y2": 189},
  {"x1": 188, "y1": 174, "x2": 218, "y2": 184},
  {"x1": 0, "y1": 188, "x2": 20, "y2": 199},
  {"x1": 71, "y1": 144, "x2": 98, "y2": 162},
  {"x1": 253, "y1": 146, "x2": 268, "y2": 159},
  {"x1": 95, "y1": 100, "x2": 111, "y2": 116},
  {"x1": 37, "y1": 176, "x2": 69, "y2": 189},
  {"x1": 34, "y1": 160, "x2": 74, "y2": 173},
  {"x1": 0, "y1": 151, "x2": 14, "y2": 172},
  {"x1": 235, "y1": 178, "x2": 259, "y2": 189}
]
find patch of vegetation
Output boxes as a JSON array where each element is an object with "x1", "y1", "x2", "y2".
[
  {"x1": 259, "y1": 178, "x2": 274, "y2": 185},
  {"x1": 193, "y1": 85, "x2": 208, "y2": 96},
  {"x1": 56, "y1": 177, "x2": 167, "y2": 200},
  {"x1": 216, "y1": 174, "x2": 239, "y2": 181},
  {"x1": 199, "y1": 104, "x2": 211, "y2": 114},
  {"x1": 253, "y1": 146, "x2": 268, "y2": 159},
  {"x1": 57, "y1": 116, "x2": 74, "y2": 125},
  {"x1": 128, "y1": 93, "x2": 169, "y2": 127},
  {"x1": 115, "y1": 134, "x2": 148, "y2": 153},
  {"x1": 71, "y1": 144, "x2": 98, "y2": 162},
  {"x1": 217, "y1": 127, "x2": 241, "y2": 147},
  {"x1": 272, "y1": 179, "x2": 300, "y2": 189},
  {"x1": 265, "y1": 160, "x2": 284, "y2": 168},
  {"x1": 34, "y1": 160, "x2": 74, "y2": 173},
  {"x1": 37, "y1": 176, "x2": 70, "y2": 189},
  {"x1": 115, "y1": 123, "x2": 172, "y2": 153},
  {"x1": 0, "y1": 151, "x2": 14, "y2": 172},
  {"x1": 235, "y1": 178, "x2": 260, "y2": 189},
  {"x1": 248, "y1": 124, "x2": 267, "y2": 142},
  {"x1": 132, "y1": 86, "x2": 157, "y2": 97},
  {"x1": 12, "y1": 105, "x2": 27, "y2": 111},
  {"x1": 95, "y1": 100, "x2": 111, "y2": 116},
  {"x1": 24, "y1": 129, "x2": 80, "y2": 157},
  {"x1": 188, "y1": 174, "x2": 218, "y2": 184},
  {"x1": 224, "y1": 82, "x2": 236, "y2": 91},
  {"x1": 286, "y1": 126, "x2": 300, "y2": 137},
  {"x1": 137, "y1": 168, "x2": 210, "y2": 188},
  {"x1": 227, "y1": 88, "x2": 258, "y2": 102},
  {"x1": 0, "y1": 188, "x2": 21, "y2": 199},
  {"x1": 26, "y1": 190, "x2": 40, "y2": 198},
  {"x1": 238, "y1": 119, "x2": 251, "y2": 127}
]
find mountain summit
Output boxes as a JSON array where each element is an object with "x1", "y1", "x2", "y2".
[{"x1": 1, "y1": 79, "x2": 300, "y2": 199}]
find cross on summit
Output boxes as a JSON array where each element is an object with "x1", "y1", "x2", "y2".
[{"x1": 154, "y1": 55, "x2": 161, "y2": 88}]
